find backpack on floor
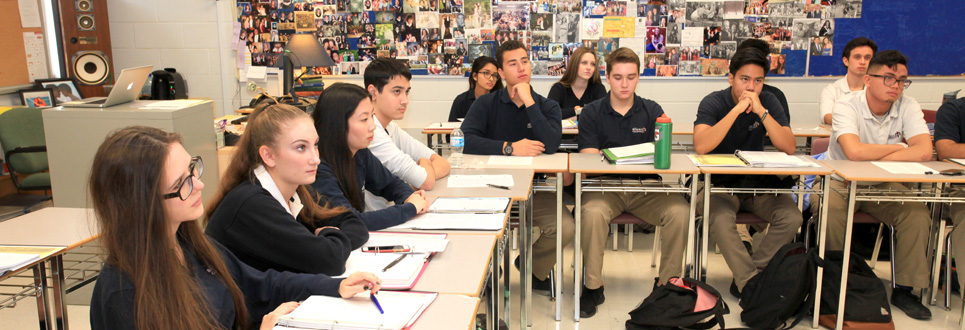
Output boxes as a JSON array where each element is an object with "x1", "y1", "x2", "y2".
[
  {"x1": 739, "y1": 242, "x2": 820, "y2": 330},
  {"x1": 818, "y1": 250, "x2": 894, "y2": 330},
  {"x1": 626, "y1": 277, "x2": 729, "y2": 330}
]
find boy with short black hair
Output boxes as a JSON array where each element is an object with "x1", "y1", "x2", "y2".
[{"x1": 819, "y1": 37, "x2": 877, "y2": 124}]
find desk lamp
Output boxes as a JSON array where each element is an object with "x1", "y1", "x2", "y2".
[{"x1": 280, "y1": 33, "x2": 336, "y2": 106}]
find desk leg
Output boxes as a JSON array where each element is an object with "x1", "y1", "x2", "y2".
[
  {"x1": 812, "y1": 175, "x2": 830, "y2": 328},
  {"x1": 426, "y1": 133, "x2": 433, "y2": 153},
  {"x1": 503, "y1": 223, "x2": 511, "y2": 324},
  {"x1": 33, "y1": 263, "x2": 52, "y2": 330},
  {"x1": 51, "y1": 256, "x2": 68, "y2": 330},
  {"x1": 574, "y1": 174, "x2": 583, "y2": 322},
  {"x1": 437, "y1": 134, "x2": 446, "y2": 156},
  {"x1": 519, "y1": 192, "x2": 533, "y2": 329},
  {"x1": 489, "y1": 235, "x2": 500, "y2": 330},
  {"x1": 555, "y1": 172, "x2": 563, "y2": 321},
  {"x1": 700, "y1": 173, "x2": 711, "y2": 282},
  {"x1": 686, "y1": 174, "x2": 699, "y2": 277},
  {"x1": 835, "y1": 182, "x2": 858, "y2": 330}
]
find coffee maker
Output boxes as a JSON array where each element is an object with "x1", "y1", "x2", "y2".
[{"x1": 150, "y1": 68, "x2": 187, "y2": 100}]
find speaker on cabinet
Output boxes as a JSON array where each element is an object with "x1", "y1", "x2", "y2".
[
  {"x1": 75, "y1": 0, "x2": 91, "y2": 12},
  {"x1": 71, "y1": 51, "x2": 110, "y2": 85},
  {"x1": 77, "y1": 14, "x2": 95, "y2": 31}
]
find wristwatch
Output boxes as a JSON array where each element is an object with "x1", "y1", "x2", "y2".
[
  {"x1": 759, "y1": 109, "x2": 769, "y2": 121},
  {"x1": 503, "y1": 143, "x2": 514, "y2": 156}
]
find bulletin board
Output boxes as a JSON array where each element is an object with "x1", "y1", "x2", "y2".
[
  {"x1": 235, "y1": 0, "x2": 963, "y2": 78},
  {"x1": 0, "y1": 0, "x2": 46, "y2": 89}
]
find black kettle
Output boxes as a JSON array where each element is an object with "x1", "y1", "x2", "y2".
[{"x1": 150, "y1": 68, "x2": 187, "y2": 100}]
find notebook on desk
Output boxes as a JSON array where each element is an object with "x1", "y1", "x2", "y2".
[
  {"x1": 61, "y1": 65, "x2": 153, "y2": 108},
  {"x1": 274, "y1": 291, "x2": 437, "y2": 330},
  {"x1": 341, "y1": 250, "x2": 431, "y2": 290}
]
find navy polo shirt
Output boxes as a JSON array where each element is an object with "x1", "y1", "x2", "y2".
[
  {"x1": 578, "y1": 93, "x2": 664, "y2": 180},
  {"x1": 935, "y1": 97, "x2": 965, "y2": 144},
  {"x1": 695, "y1": 87, "x2": 789, "y2": 188},
  {"x1": 694, "y1": 87, "x2": 788, "y2": 154},
  {"x1": 461, "y1": 86, "x2": 562, "y2": 155}
]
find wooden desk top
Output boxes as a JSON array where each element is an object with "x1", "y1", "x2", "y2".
[
  {"x1": 411, "y1": 233, "x2": 497, "y2": 297},
  {"x1": 422, "y1": 123, "x2": 577, "y2": 136},
  {"x1": 672, "y1": 123, "x2": 830, "y2": 138},
  {"x1": 410, "y1": 293, "x2": 479, "y2": 330},
  {"x1": 427, "y1": 168, "x2": 534, "y2": 201},
  {"x1": 0, "y1": 208, "x2": 98, "y2": 251},
  {"x1": 697, "y1": 155, "x2": 833, "y2": 176},
  {"x1": 822, "y1": 159, "x2": 965, "y2": 183},
  {"x1": 460, "y1": 153, "x2": 568, "y2": 173},
  {"x1": 569, "y1": 153, "x2": 699, "y2": 175}
]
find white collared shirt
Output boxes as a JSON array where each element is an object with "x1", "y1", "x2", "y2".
[
  {"x1": 819, "y1": 77, "x2": 861, "y2": 124},
  {"x1": 827, "y1": 90, "x2": 929, "y2": 162},
  {"x1": 254, "y1": 164, "x2": 303, "y2": 218}
]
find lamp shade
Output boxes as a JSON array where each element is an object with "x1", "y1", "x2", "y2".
[{"x1": 283, "y1": 34, "x2": 336, "y2": 68}]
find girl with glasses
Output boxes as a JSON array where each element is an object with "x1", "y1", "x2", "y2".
[
  {"x1": 448, "y1": 56, "x2": 503, "y2": 122},
  {"x1": 548, "y1": 47, "x2": 607, "y2": 120},
  {"x1": 89, "y1": 126, "x2": 379, "y2": 330},
  {"x1": 205, "y1": 104, "x2": 369, "y2": 276}
]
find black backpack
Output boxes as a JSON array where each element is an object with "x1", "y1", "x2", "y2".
[
  {"x1": 818, "y1": 250, "x2": 893, "y2": 325},
  {"x1": 626, "y1": 277, "x2": 729, "y2": 330},
  {"x1": 739, "y1": 242, "x2": 819, "y2": 330}
]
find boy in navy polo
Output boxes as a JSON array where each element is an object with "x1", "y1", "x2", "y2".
[
  {"x1": 460, "y1": 40, "x2": 575, "y2": 294},
  {"x1": 692, "y1": 47, "x2": 800, "y2": 297},
  {"x1": 576, "y1": 47, "x2": 690, "y2": 318}
]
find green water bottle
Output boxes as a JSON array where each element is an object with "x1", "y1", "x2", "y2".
[{"x1": 654, "y1": 114, "x2": 672, "y2": 169}]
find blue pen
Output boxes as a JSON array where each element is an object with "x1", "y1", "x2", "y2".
[{"x1": 370, "y1": 293, "x2": 384, "y2": 314}]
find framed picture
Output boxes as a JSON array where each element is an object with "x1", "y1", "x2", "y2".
[
  {"x1": 35, "y1": 78, "x2": 84, "y2": 103},
  {"x1": 18, "y1": 89, "x2": 57, "y2": 108}
]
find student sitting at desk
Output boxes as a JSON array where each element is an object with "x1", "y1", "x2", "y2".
[
  {"x1": 576, "y1": 48, "x2": 690, "y2": 318},
  {"x1": 934, "y1": 97, "x2": 965, "y2": 299},
  {"x1": 461, "y1": 40, "x2": 575, "y2": 294},
  {"x1": 312, "y1": 83, "x2": 429, "y2": 231},
  {"x1": 547, "y1": 46, "x2": 607, "y2": 120},
  {"x1": 692, "y1": 47, "x2": 800, "y2": 298},
  {"x1": 365, "y1": 58, "x2": 450, "y2": 203},
  {"x1": 737, "y1": 39, "x2": 791, "y2": 122},
  {"x1": 88, "y1": 126, "x2": 380, "y2": 330},
  {"x1": 448, "y1": 56, "x2": 503, "y2": 122},
  {"x1": 205, "y1": 104, "x2": 368, "y2": 276},
  {"x1": 819, "y1": 37, "x2": 877, "y2": 125},
  {"x1": 818, "y1": 50, "x2": 933, "y2": 320}
]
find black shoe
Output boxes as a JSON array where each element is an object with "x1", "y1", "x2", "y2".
[
  {"x1": 890, "y1": 288, "x2": 932, "y2": 320},
  {"x1": 514, "y1": 255, "x2": 520, "y2": 271},
  {"x1": 532, "y1": 274, "x2": 552, "y2": 295},
  {"x1": 652, "y1": 277, "x2": 660, "y2": 290},
  {"x1": 730, "y1": 280, "x2": 742, "y2": 299},
  {"x1": 579, "y1": 286, "x2": 605, "y2": 318},
  {"x1": 743, "y1": 241, "x2": 753, "y2": 255}
]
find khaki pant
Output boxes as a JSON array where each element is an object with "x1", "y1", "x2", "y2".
[
  {"x1": 813, "y1": 179, "x2": 931, "y2": 288},
  {"x1": 945, "y1": 189, "x2": 965, "y2": 289},
  {"x1": 698, "y1": 189, "x2": 802, "y2": 289},
  {"x1": 581, "y1": 190, "x2": 690, "y2": 289},
  {"x1": 530, "y1": 192, "x2": 575, "y2": 280}
]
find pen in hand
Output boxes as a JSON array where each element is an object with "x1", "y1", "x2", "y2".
[
  {"x1": 382, "y1": 253, "x2": 407, "y2": 272},
  {"x1": 364, "y1": 282, "x2": 384, "y2": 314},
  {"x1": 486, "y1": 183, "x2": 510, "y2": 190}
]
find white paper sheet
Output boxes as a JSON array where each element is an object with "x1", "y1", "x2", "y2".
[
  {"x1": 428, "y1": 197, "x2": 510, "y2": 213},
  {"x1": 487, "y1": 156, "x2": 532, "y2": 166},
  {"x1": 392, "y1": 213, "x2": 506, "y2": 231},
  {"x1": 18, "y1": 0, "x2": 41, "y2": 28},
  {"x1": 871, "y1": 161, "x2": 935, "y2": 175},
  {"x1": 447, "y1": 174, "x2": 514, "y2": 188}
]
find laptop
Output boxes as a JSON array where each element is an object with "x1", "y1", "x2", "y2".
[{"x1": 62, "y1": 65, "x2": 153, "y2": 108}]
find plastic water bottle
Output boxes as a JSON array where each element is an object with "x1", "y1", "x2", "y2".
[
  {"x1": 654, "y1": 114, "x2": 672, "y2": 169},
  {"x1": 450, "y1": 128, "x2": 464, "y2": 168}
]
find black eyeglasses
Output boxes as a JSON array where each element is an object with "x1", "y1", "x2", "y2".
[
  {"x1": 867, "y1": 74, "x2": 912, "y2": 88},
  {"x1": 476, "y1": 71, "x2": 499, "y2": 80},
  {"x1": 163, "y1": 156, "x2": 204, "y2": 200}
]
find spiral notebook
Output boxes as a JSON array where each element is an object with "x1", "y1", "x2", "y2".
[{"x1": 273, "y1": 291, "x2": 437, "y2": 330}]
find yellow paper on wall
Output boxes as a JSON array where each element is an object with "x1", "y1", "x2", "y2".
[{"x1": 603, "y1": 17, "x2": 635, "y2": 38}]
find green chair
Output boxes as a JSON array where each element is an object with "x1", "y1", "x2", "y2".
[{"x1": 0, "y1": 107, "x2": 52, "y2": 214}]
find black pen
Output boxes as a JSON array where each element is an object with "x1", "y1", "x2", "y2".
[
  {"x1": 382, "y1": 253, "x2": 407, "y2": 272},
  {"x1": 486, "y1": 183, "x2": 510, "y2": 190}
]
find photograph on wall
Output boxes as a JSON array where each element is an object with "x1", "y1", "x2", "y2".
[
  {"x1": 744, "y1": 0, "x2": 767, "y2": 15},
  {"x1": 467, "y1": 43, "x2": 494, "y2": 62},
  {"x1": 721, "y1": 0, "x2": 743, "y2": 19},
  {"x1": 656, "y1": 65, "x2": 677, "y2": 76},
  {"x1": 685, "y1": 1, "x2": 721, "y2": 27},
  {"x1": 533, "y1": 31, "x2": 551, "y2": 47},
  {"x1": 818, "y1": 19, "x2": 833, "y2": 36},
  {"x1": 768, "y1": 0, "x2": 803, "y2": 17},
  {"x1": 531, "y1": 13, "x2": 554, "y2": 31},
  {"x1": 533, "y1": 0, "x2": 557, "y2": 13},
  {"x1": 582, "y1": 18, "x2": 603, "y2": 40},
  {"x1": 700, "y1": 58, "x2": 728, "y2": 76},
  {"x1": 549, "y1": 42, "x2": 565, "y2": 59},
  {"x1": 548, "y1": 61, "x2": 566, "y2": 75},
  {"x1": 664, "y1": 46, "x2": 679, "y2": 64},
  {"x1": 710, "y1": 41, "x2": 735, "y2": 59},
  {"x1": 804, "y1": 3, "x2": 822, "y2": 18},
  {"x1": 464, "y1": 0, "x2": 492, "y2": 28},
  {"x1": 557, "y1": 0, "x2": 581, "y2": 12},
  {"x1": 642, "y1": 54, "x2": 664, "y2": 70},
  {"x1": 492, "y1": 2, "x2": 529, "y2": 31},
  {"x1": 835, "y1": 0, "x2": 861, "y2": 18},
  {"x1": 606, "y1": 1, "x2": 627, "y2": 16},
  {"x1": 441, "y1": 13, "x2": 459, "y2": 38},
  {"x1": 769, "y1": 53, "x2": 786, "y2": 74},
  {"x1": 584, "y1": 0, "x2": 606, "y2": 18},
  {"x1": 417, "y1": 11, "x2": 440, "y2": 29},
  {"x1": 532, "y1": 60, "x2": 549, "y2": 75},
  {"x1": 678, "y1": 60, "x2": 700, "y2": 75},
  {"x1": 554, "y1": 12, "x2": 580, "y2": 43},
  {"x1": 645, "y1": 27, "x2": 665, "y2": 53}
]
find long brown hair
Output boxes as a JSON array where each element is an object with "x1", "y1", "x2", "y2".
[
  {"x1": 89, "y1": 126, "x2": 247, "y2": 330},
  {"x1": 312, "y1": 83, "x2": 371, "y2": 210},
  {"x1": 558, "y1": 47, "x2": 603, "y2": 88},
  {"x1": 205, "y1": 104, "x2": 347, "y2": 227}
]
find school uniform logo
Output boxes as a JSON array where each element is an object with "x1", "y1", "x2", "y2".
[
  {"x1": 890, "y1": 131, "x2": 903, "y2": 139},
  {"x1": 631, "y1": 127, "x2": 647, "y2": 134},
  {"x1": 747, "y1": 121, "x2": 760, "y2": 131},
  {"x1": 527, "y1": 123, "x2": 532, "y2": 129}
]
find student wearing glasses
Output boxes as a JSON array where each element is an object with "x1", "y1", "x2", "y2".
[
  {"x1": 548, "y1": 47, "x2": 607, "y2": 120},
  {"x1": 817, "y1": 50, "x2": 933, "y2": 320},
  {"x1": 448, "y1": 56, "x2": 504, "y2": 121},
  {"x1": 89, "y1": 126, "x2": 380, "y2": 330},
  {"x1": 205, "y1": 105, "x2": 369, "y2": 276}
]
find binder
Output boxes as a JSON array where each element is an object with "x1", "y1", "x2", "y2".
[
  {"x1": 274, "y1": 291, "x2": 438, "y2": 330},
  {"x1": 603, "y1": 142, "x2": 655, "y2": 165},
  {"x1": 341, "y1": 251, "x2": 431, "y2": 290}
]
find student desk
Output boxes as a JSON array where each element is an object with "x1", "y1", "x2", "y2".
[
  {"x1": 424, "y1": 168, "x2": 532, "y2": 330},
  {"x1": 409, "y1": 294, "x2": 480, "y2": 330},
  {"x1": 456, "y1": 153, "x2": 568, "y2": 324},
  {"x1": 0, "y1": 207, "x2": 98, "y2": 330},
  {"x1": 674, "y1": 123, "x2": 830, "y2": 153},
  {"x1": 819, "y1": 160, "x2": 965, "y2": 330},
  {"x1": 412, "y1": 233, "x2": 497, "y2": 297},
  {"x1": 422, "y1": 123, "x2": 578, "y2": 153},
  {"x1": 568, "y1": 152, "x2": 701, "y2": 321}
]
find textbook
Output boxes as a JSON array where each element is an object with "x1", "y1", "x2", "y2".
[
  {"x1": 562, "y1": 118, "x2": 578, "y2": 129},
  {"x1": 687, "y1": 154, "x2": 747, "y2": 167},
  {"x1": 428, "y1": 197, "x2": 510, "y2": 213},
  {"x1": 274, "y1": 291, "x2": 437, "y2": 330},
  {"x1": 0, "y1": 246, "x2": 63, "y2": 276},
  {"x1": 340, "y1": 251, "x2": 431, "y2": 290},
  {"x1": 603, "y1": 142, "x2": 655, "y2": 165},
  {"x1": 735, "y1": 151, "x2": 819, "y2": 167}
]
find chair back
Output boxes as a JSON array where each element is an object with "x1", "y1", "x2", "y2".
[
  {"x1": 922, "y1": 109, "x2": 937, "y2": 124},
  {"x1": 810, "y1": 137, "x2": 830, "y2": 156},
  {"x1": 0, "y1": 108, "x2": 50, "y2": 190}
]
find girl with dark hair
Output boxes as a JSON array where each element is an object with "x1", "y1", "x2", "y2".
[
  {"x1": 548, "y1": 47, "x2": 607, "y2": 119},
  {"x1": 88, "y1": 126, "x2": 379, "y2": 330},
  {"x1": 311, "y1": 83, "x2": 428, "y2": 231},
  {"x1": 205, "y1": 104, "x2": 368, "y2": 276},
  {"x1": 448, "y1": 56, "x2": 503, "y2": 121}
]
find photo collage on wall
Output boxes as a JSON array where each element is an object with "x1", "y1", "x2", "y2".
[{"x1": 236, "y1": 0, "x2": 859, "y2": 77}]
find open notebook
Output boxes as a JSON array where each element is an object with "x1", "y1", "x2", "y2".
[
  {"x1": 273, "y1": 291, "x2": 437, "y2": 330},
  {"x1": 0, "y1": 246, "x2": 64, "y2": 276},
  {"x1": 427, "y1": 197, "x2": 510, "y2": 213},
  {"x1": 340, "y1": 251, "x2": 430, "y2": 290},
  {"x1": 390, "y1": 212, "x2": 506, "y2": 231}
]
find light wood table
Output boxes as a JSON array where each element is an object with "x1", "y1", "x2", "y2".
[
  {"x1": 410, "y1": 294, "x2": 480, "y2": 330},
  {"x1": 412, "y1": 233, "x2": 497, "y2": 297}
]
